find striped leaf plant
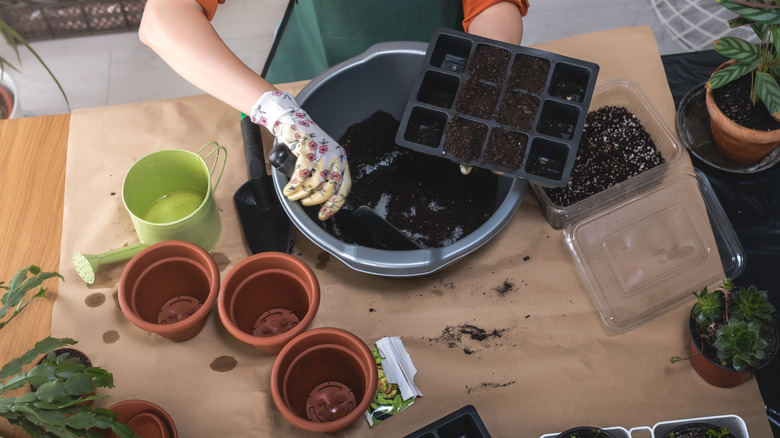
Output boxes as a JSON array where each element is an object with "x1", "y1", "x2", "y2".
[{"x1": 708, "y1": 0, "x2": 780, "y2": 122}]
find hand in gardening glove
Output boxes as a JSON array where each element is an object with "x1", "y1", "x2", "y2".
[{"x1": 250, "y1": 90, "x2": 351, "y2": 220}]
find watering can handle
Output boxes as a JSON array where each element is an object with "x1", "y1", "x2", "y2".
[{"x1": 197, "y1": 142, "x2": 228, "y2": 191}]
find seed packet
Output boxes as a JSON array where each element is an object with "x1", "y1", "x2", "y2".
[{"x1": 364, "y1": 337, "x2": 422, "y2": 427}]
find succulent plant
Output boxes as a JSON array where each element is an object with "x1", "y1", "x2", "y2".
[
  {"x1": 692, "y1": 287, "x2": 725, "y2": 326},
  {"x1": 730, "y1": 285, "x2": 776, "y2": 328},
  {"x1": 714, "y1": 319, "x2": 768, "y2": 372}
]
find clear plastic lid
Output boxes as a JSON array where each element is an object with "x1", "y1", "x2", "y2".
[{"x1": 565, "y1": 168, "x2": 744, "y2": 335}]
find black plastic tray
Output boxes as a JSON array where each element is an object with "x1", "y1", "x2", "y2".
[
  {"x1": 403, "y1": 405, "x2": 491, "y2": 438},
  {"x1": 396, "y1": 28, "x2": 599, "y2": 187}
]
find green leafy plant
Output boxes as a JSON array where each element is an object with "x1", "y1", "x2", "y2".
[
  {"x1": 0, "y1": 267, "x2": 138, "y2": 437},
  {"x1": 691, "y1": 286, "x2": 726, "y2": 326},
  {"x1": 0, "y1": 15, "x2": 69, "y2": 118},
  {"x1": 707, "y1": 426, "x2": 731, "y2": 438},
  {"x1": 714, "y1": 319, "x2": 768, "y2": 371},
  {"x1": 730, "y1": 284, "x2": 776, "y2": 327},
  {"x1": 707, "y1": 0, "x2": 780, "y2": 122},
  {"x1": 0, "y1": 265, "x2": 63, "y2": 330}
]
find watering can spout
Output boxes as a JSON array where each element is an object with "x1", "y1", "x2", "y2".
[{"x1": 72, "y1": 243, "x2": 147, "y2": 284}]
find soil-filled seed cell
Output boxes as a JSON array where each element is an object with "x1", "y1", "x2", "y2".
[
  {"x1": 508, "y1": 53, "x2": 550, "y2": 93},
  {"x1": 496, "y1": 91, "x2": 539, "y2": 131},
  {"x1": 484, "y1": 128, "x2": 527, "y2": 170},
  {"x1": 467, "y1": 44, "x2": 511, "y2": 83},
  {"x1": 444, "y1": 116, "x2": 489, "y2": 162},
  {"x1": 456, "y1": 77, "x2": 499, "y2": 119}
]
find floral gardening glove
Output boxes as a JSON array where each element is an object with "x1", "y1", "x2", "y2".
[{"x1": 250, "y1": 90, "x2": 351, "y2": 220}]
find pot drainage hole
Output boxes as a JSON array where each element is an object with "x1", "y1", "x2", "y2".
[
  {"x1": 157, "y1": 296, "x2": 202, "y2": 324},
  {"x1": 253, "y1": 308, "x2": 300, "y2": 337},
  {"x1": 305, "y1": 381, "x2": 356, "y2": 423}
]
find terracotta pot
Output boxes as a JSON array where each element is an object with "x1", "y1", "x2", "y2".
[
  {"x1": 118, "y1": 240, "x2": 219, "y2": 342},
  {"x1": 687, "y1": 316, "x2": 779, "y2": 388},
  {"x1": 217, "y1": 252, "x2": 320, "y2": 354},
  {"x1": 705, "y1": 60, "x2": 780, "y2": 164},
  {"x1": 271, "y1": 327, "x2": 378, "y2": 433},
  {"x1": 101, "y1": 399, "x2": 177, "y2": 438}
]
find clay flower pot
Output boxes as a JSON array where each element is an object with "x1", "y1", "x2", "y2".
[
  {"x1": 687, "y1": 316, "x2": 779, "y2": 388},
  {"x1": 271, "y1": 327, "x2": 378, "y2": 433},
  {"x1": 118, "y1": 240, "x2": 219, "y2": 342},
  {"x1": 705, "y1": 60, "x2": 780, "y2": 164},
  {"x1": 218, "y1": 252, "x2": 320, "y2": 354},
  {"x1": 101, "y1": 399, "x2": 177, "y2": 438}
]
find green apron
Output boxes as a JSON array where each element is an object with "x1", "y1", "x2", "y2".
[{"x1": 262, "y1": 0, "x2": 464, "y2": 84}]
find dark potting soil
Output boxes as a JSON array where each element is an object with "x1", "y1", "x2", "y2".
[
  {"x1": 467, "y1": 44, "x2": 511, "y2": 84},
  {"x1": 326, "y1": 111, "x2": 498, "y2": 249},
  {"x1": 712, "y1": 73, "x2": 780, "y2": 131},
  {"x1": 557, "y1": 430, "x2": 615, "y2": 438},
  {"x1": 456, "y1": 77, "x2": 500, "y2": 119},
  {"x1": 508, "y1": 53, "x2": 549, "y2": 93},
  {"x1": 667, "y1": 423, "x2": 737, "y2": 438},
  {"x1": 443, "y1": 116, "x2": 488, "y2": 162},
  {"x1": 544, "y1": 105, "x2": 665, "y2": 207},
  {"x1": 496, "y1": 91, "x2": 539, "y2": 131},
  {"x1": 483, "y1": 127, "x2": 527, "y2": 170}
]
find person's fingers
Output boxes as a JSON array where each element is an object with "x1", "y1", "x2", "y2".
[
  {"x1": 286, "y1": 159, "x2": 323, "y2": 201},
  {"x1": 301, "y1": 158, "x2": 341, "y2": 206},
  {"x1": 282, "y1": 137, "x2": 317, "y2": 198},
  {"x1": 318, "y1": 164, "x2": 351, "y2": 220}
]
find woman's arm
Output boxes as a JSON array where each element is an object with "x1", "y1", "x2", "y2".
[
  {"x1": 138, "y1": 0, "x2": 274, "y2": 115},
  {"x1": 467, "y1": 1, "x2": 524, "y2": 45}
]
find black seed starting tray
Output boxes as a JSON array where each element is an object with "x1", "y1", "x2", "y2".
[
  {"x1": 403, "y1": 405, "x2": 492, "y2": 438},
  {"x1": 396, "y1": 28, "x2": 599, "y2": 187}
]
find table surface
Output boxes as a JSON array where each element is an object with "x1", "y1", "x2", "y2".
[
  {"x1": 0, "y1": 114, "x2": 70, "y2": 438},
  {"x1": 1, "y1": 27, "x2": 776, "y2": 438}
]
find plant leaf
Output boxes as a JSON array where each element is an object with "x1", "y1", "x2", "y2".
[
  {"x1": 755, "y1": 71, "x2": 780, "y2": 120},
  {"x1": 714, "y1": 37, "x2": 760, "y2": 63},
  {"x1": 717, "y1": 0, "x2": 780, "y2": 25},
  {"x1": 64, "y1": 373, "x2": 93, "y2": 396},
  {"x1": 0, "y1": 337, "x2": 76, "y2": 385},
  {"x1": 64, "y1": 411, "x2": 94, "y2": 430},
  {"x1": 708, "y1": 62, "x2": 754, "y2": 89}
]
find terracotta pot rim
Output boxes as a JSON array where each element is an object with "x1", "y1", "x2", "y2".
[
  {"x1": 106, "y1": 399, "x2": 177, "y2": 438},
  {"x1": 217, "y1": 252, "x2": 320, "y2": 353},
  {"x1": 118, "y1": 240, "x2": 219, "y2": 334},
  {"x1": 270, "y1": 327, "x2": 378, "y2": 433}
]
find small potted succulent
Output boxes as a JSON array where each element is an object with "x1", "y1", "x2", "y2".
[
  {"x1": 705, "y1": 0, "x2": 780, "y2": 163},
  {"x1": 0, "y1": 265, "x2": 138, "y2": 437},
  {"x1": 670, "y1": 279, "x2": 778, "y2": 387}
]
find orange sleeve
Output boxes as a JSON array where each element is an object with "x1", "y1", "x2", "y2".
[
  {"x1": 193, "y1": 0, "x2": 225, "y2": 21},
  {"x1": 462, "y1": 0, "x2": 529, "y2": 33}
]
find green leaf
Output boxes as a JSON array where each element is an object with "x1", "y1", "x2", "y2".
[
  {"x1": 717, "y1": 0, "x2": 780, "y2": 25},
  {"x1": 714, "y1": 37, "x2": 760, "y2": 63},
  {"x1": 755, "y1": 71, "x2": 780, "y2": 120},
  {"x1": 0, "y1": 337, "x2": 76, "y2": 385},
  {"x1": 0, "y1": 266, "x2": 63, "y2": 329},
  {"x1": 35, "y1": 381, "x2": 67, "y2": 404},
  {"x1": 64, "y1": 411, "x2": 95, "y2": 430},
  {"x1": 64, "y1": 373, "x2": 93, "y2": 396},
  {"x1": 112, "y1": 420, "x2": 142, "y2": 438},
  {"x1": 708, "y1": 62, "x2": 754, "y2": 89}
]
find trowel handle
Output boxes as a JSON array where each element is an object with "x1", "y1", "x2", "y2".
[
  {"x1": 269, "y1": 143, "x2": 295, "y2": 178},
  {"x1": 241, "y1": 115, "x2": 268, "y2": 180}
]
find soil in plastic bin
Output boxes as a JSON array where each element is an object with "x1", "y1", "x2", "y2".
[
  {"x1": 456, "y1": 77, "x2": 499, "y2": 119},
  {"x1": 467, "y1": 44, "x2": 511, "y2": 84},
  {"x1": 483, "y1": 127, "x2": 527, "y2": 170},
  {"x1": 496, "y1": 91, "x2": 539, "y2": 131},
  {"x1": 325, "y1": 111, "x2": 498, "y2": 249},
  {"x1": 544, "y1": 105, "x2": 664, "y2": 207},
  {"x1": 443, "y1": 116, "x2": 488, "y2": 162},
  {"x1": 667, "y1": 423, "x2": 737, "y2": 438},
  {"x1": 508, "y1": 53, "x2": 550, "y2": 93},
  {"x1": 712, "y1": 73, "x2": 780, "y2": 131}
]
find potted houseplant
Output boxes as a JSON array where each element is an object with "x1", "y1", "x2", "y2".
[
  {"x1": 705, "y1": 0, "x2": 780, "y2": 164},
  {"x1": 0, "y1": 265, "x2": 139, "y2": 437},
  {"x1": 671, "y1": 279, "x2": 779, "y2": 387},
  {"x1": 0, "y1": 17, "x2": 68, "y2": 118}
]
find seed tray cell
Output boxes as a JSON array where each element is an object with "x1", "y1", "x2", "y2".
[
  {"x1": 396, "y1": 28, "x2": 599, "y2": 187},
  {"x1": 403, "y1": 405, "x2": 491, "y2": 438}
]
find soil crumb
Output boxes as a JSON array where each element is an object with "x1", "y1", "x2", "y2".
[
  {"x1": 494, "y1": 279, "x2": 515, "y2": 296},
  {"x1": 430, "y1": 324, "x2": 506, "y2": 350}
]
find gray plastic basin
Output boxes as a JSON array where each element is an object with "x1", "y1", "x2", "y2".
[{"x1": 271, "y1": 41, "x2": 527, "y2": 277}]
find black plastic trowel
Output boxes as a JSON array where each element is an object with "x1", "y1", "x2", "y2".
[{"x1": 233, "y1": 116, "x2": 294, "y2": 254}]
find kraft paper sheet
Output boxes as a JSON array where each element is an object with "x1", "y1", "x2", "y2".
[{"x1": 54, "y1": 26, "x2": 774, "y2": 437}]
